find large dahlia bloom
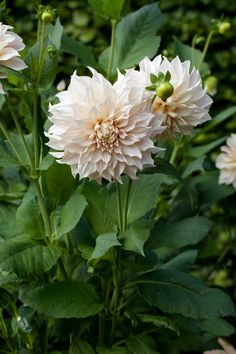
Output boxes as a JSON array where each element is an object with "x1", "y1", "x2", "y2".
[
  {"x1": 122, "y1": 55, "x2": 212, "y2": 138},
  {"x1": 45, "y1": 69, "x2": 163, "y2": 182},
  {"x1": 0, "y1": 22, "x2": 27, "y2": 93},
  {"x1": 216, "y1": 134, "x2": 236, "y2": 188}
]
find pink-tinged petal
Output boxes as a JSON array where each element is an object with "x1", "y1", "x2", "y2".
[{"x1": 1, "y1": 56, "x2": 27, "y2": 71}]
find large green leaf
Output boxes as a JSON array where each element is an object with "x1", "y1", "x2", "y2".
[
  {"x1": 0, "y1": 204, "x2": 23, "y2": 239},
  {"x1": 149, "y1": 216, "x2": 211, "y2": 250},
  {"x1": 89, "y1": 232, "x2": 120, "y2": 263},
  {"x1": 138, "y1": 270, "x2": 236, "y2": 319},
  {"x1": 20, "y1": 281, "x2": 103, "y2": 318},
  {"x1": 162, "y1": 250, "x2": 198, "y2": 272},
  {"x1": 70, "y1": 337, "x2": 95, "y2": 354},
  {"x1": 198, "y1": 318, "x2": 235, "y2": 337},
  {"x1": 16, "y1": 188, "x2": 44, "y2": 238},
  {"x1": 120, "y1": 220, "x2": 151, "y2": 255},
  {"x1": 61, "y1": 35, "x2": 97, "y2": 67},
  {"x1": 99, "y1": 3, "x2": 162, "y2": 74},
  {"x1": 88, "y1": 0, "x2": 126, "y2": 19},
  {"x1": 0, "y1": 236, "x2": 62, "y2": 278},
  {"x1": 57, "y1": 190, "x2": 88, "y2": 238}
]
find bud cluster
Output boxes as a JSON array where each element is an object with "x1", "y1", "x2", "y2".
[
  {"x1": 37, "y1": 5, "x2": 57, "y2": 24},
  {"x1": 146, "y1": 71, "x2": 174, "y2": 101}
]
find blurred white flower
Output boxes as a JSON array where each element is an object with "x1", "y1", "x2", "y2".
[
  {"x1": 204, "y1": 337, "x2": 236, "y2": 354},
  {"x1": 122, "y1": 55, "x2": 212, "y2": 138},
  {"x1": 45, "y1": 69, "x2": 163, "y2": 182},
  {"x1": 0, "y1": 22, "x2": 27, "y2": 93},
  {"x1": 0, "y1": 82, "x2": 4, "y2": 94},
  {"x1": 216, "y1": 134, "x2": 236, "y2": 188}
]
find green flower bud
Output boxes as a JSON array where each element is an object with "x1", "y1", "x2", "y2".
[
  {"x1": 218, "y1": 22, "x2": 231, "y2": 34},
  {"x1": 155, "y1": 82, "x2": 174, "y2": 101},
  {"x1": 205, "y1": 76, "x2": 218, "y2": 96},
  {"x1": 42, "y1": 11, "x2": 53, "y2": 24}
]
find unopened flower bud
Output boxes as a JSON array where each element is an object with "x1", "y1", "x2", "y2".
[
  {"x1": 156, "y1": 82, "x2": 174, "y2": 101},
  {"x1": 205, "y1": 76, "x2": 218, "y2": 96},
  {"x1": 42, "y1": 11, "x2": 53, "y2": 24},
  {"x1": 218, "y1": 22, "x2": 231, "y2": 34}
]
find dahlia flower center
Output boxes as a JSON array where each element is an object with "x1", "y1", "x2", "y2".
[
  {"x1": 94, "y1": 118, "x2": 119, "y2": 152},
  {"x1": 152, "y1": 96, "x2": 173, "y2": 115}
]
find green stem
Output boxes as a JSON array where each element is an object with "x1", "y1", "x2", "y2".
[
  {"x1": 107, "y1": 19, "x2": 117, "y2": 80},
  {"x1": 32, "y1": 87, "x2": 40, "y2": 171},
  {"x1": 111, "y1": 253, "x2": 120, "y2": 342},
  {"x1": 5, "y1": 94, "x2": 33, "y2": 171},
  {"x1": 37, "y1": 20, "x2": 46, "y2": 85},
  {"x1": 169, "y1": 142, "x2": 179, "y2": 165},
  {"x1": 116, "y1": 182, "x2": 123, "y2": 233},
  {"x1": 57, "y1": 258, "x2": 68, "y2": 280},
  {"x1": 199, "y1": 30, "x2": 214, "y2": 69},
  {"x1": 123, "y1": 178, "x2": 132, "y2": 230},
  {"x1": 33, "y1": 178, "x2": 51, "y2": 239}
]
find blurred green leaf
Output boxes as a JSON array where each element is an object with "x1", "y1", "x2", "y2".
[
  {"x1": 88, "y1": 0, "x2": 126, "y2": 19},
  {"x1": 61, "y1": 35, "x2": 97, "y2": 67},
  {"x1": 126, "y1": 334, "x2": 158, "y2": 354},
  {"x1": 70, "y1": 337, "x2": 95, "y2": 354},
  {"x1": 162, "y1": 250, "x2": 198, "y2": 272},
  {"x1": 188, "y1": 137, "x2": 226, "y2": 158},
  {"x1": 89, "y1": 232, "x2": 120, "y2": 262},
  {"x1": 203, "y1": 106, "x2": 236, "y2": 132}
]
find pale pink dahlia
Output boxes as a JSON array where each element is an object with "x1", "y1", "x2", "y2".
[
  {"x1": 216, "y1": 134, "x2": 236, "y2": 188},
  {"x1": 45, "y1": 69, "x2": 163, "y2": 182},
  {"x1": 122, "y1": 55, "x2": 212, "y2": 138},
  {"x1": 0, "y1": 22, "x2": 27, "y2": 93}
]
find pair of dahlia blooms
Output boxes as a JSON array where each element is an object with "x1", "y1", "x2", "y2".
[{"x1": 1, "y1": 21, "x2": 235, "y2": 188}]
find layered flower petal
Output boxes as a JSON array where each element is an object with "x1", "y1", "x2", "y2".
[
  {"x1": 121, "y1": 55, "x2": 212, "y2": 138},
  {"x1": 46, "y1": 69, "x2": 163, "y2": 182},
  {"x1": 216, "y1": 134, "x2": 236, "y2": 188}
]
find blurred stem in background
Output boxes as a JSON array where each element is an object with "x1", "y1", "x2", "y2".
[{"x1": 107, "y1": 19, "x2": 117, "y2": 80}]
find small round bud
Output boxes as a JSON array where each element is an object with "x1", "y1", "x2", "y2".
[
  {"x1": 205, "y1": 76, "x2": 218, "y2": 96},
  {"x1": 156, "y1": 82, "x2": 174, "y2": 101},
  {"x1": 42, "y1": 11, "x2": 53, "y2": 24},
  {"x1": 218, "y1": 22, "x2": 231, "y2": 34}
]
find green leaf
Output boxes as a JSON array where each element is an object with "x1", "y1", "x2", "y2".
[
  {"x1": 99, "y1": 4, "x2": 162, "y2": 74},
  {"x1": 149, "y1": 216, "x2": 211, "y2": 250},
  {"x1": 45, "y1": 162, "x2": 76, "y2": 206},
  {"x1": 89, "y1": 232, "x2": 120, "y2": 262},
  {"x1": 143, "y1": 157, "x2": 183, "y2": 183},
  {"x1": 198, "y1": 318, "x2": 235, "y2": 337},
  {"x1": 0, "y1": 235, "x2": 62, "y2": 278},
  {"x1": 16, "y1": 188, "x2": 44, "y2": 238},
  {"x1": 57, "y1": 190, "x2": 88, "y2": 238},
  {"x1": 88, "y1": 0, "x2": 126, "y2": 19},
  {"x1": 162, "y1": 250, "x2": 198, "y2": 272},
  {"x1": 138, "y1": 270, "x2": 236, "y2": 319},
  {"x1": 203, "y1": 106, "x2": 236, "y2": 133},
  {"x1": 70, "y1": 337, "x2": 95, "y2": 354},
  {"x1": 20, "y1": 281, "x2": 103, "y2": 318},
  {"x1": 182, "y1": 156, "x2": 205, "y2": 178},
  {"x1": 188, "y1": 137, "x2": 226, "y2": 158},
  {"x1": 126, "y1": 334, "x2": 158, "y2": 354},
  {"x1": 97, "y1": 347, "x2": 129, "y2": 354},
  {"x1": 61, "y1": 35, "x2": 97, "y2": 67},
  {"x1": 0, "y1": 204, "x2": 23, "y2": 239},
  {"x1": 47, "y1": 18, "x2": 63, "y2": 50},
  {"x1": 137, "y1": 314, "x2": 180, "y2": 335},
  {"x1": 120, "y1": 220, "x2": 151, "y2": 255},
  {"x1": 173, "y1": 37, "x2": 209, "y2": 75},
  {"x1": 82, "y1": 181, "x2": 117, "y2": 235}
]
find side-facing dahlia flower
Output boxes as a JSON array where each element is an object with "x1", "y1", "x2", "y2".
[
  {"x1": 216, "y1": 134, "x2": 236, "y2": 188},
  {"x1": 45, "y1": 69, "x2": 163, "y2": 182},
  {"x1": 0, "y1": 22, "x2": 27, "y2": 93},
  {"x1": 122, "y1": 55, "x2": 212, "y2": 138}
]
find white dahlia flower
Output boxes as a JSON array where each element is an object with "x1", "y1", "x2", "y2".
[
  {"x1": 216, "y1": 134, "x2": 236, "y2": 188},
  {"x1": 122, "y1": 55, "x2": 212, "y2": 138},
  {"x1": 45, "y1": 69, "x2": 163, "y2": 182},
  {"x1": 0, "y1": 22, "x2": 27, "y2": 93}
]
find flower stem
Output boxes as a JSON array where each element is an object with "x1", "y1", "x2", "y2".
[
  {"x1": 123, "y1": 178, "x2": 132, "y2": 230},
  {"x1": 111, "y1": 251, "x2": 120, "y2": 342},
  {"x1": 116, "y1": 182, "x2": 123, "y2": 233},
  {"x1": 32, "y1": 86, "x2": 40, "y2": 171},
  {"x1": 169, "y1": 142, "x2": 179, "y2": 165},
  {"x1": 107, "y1": 19, "x2": 117, "y2": 80},
  {"x1": 37, "y1": 20, "x2": 46, "y2": 85},
  {"x1": 199, "y1": 30, "x2": 214, "y2": 69}
]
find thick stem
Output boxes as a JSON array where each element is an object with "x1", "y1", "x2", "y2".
[
  {"x1": 37, "y1": 20, "x2": 46, "y2": 85},
  {"x1": 169, "y1": 142, "x2": 179, "y2": 165},
  {"x1": 123, "y1": 178, "x2": 132, "y2": 230},
  {"x1": 116, "y1": 182, "x2": 123, "y2": 233},
  {"x1": 107, "y1": 19, "x2": 117, "y2": 80},
  {"x1": 111, "y1": 253, "x2": 120, "y2": 342},
  {"x1": 33, "y1": 178, "x2": 51, "y2": 240},
  {"x1": 32, "y1": 87, "x2": 40, "y2": 171}
]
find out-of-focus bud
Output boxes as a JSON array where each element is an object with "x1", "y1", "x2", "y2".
[
  {"x1": 205, "y1": 76, "x2": 218, "y2": 96},
  {"x1": 218, "y1": 21, "x2": 231, "y2": 34},
  {"x1": 42, "y1": 11, "x2": 53, "y2": 24},
  {"x1": 156, "y1": 82, "x2": 174, "y2": 101},
  {"x1": 56, "y1": 80, "x2": 66, "y2": 92},
  {"x1": 38, "y1": 5, "x2": 57, "y2": 24}
]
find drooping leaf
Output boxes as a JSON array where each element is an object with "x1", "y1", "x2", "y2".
[
  {"x1": 120, "y1": 219, "x2": 151, "y2": 255},
  {"x1": 149, "y1": 216, "x2": 211, "y2": 250},
  {"x1": 89, "y1": 232, "x2": 120, "y2": 262},
  {"x1": 99, "y1": 4, "x2": 162, "y2": 74},
  {"x1": 0, "y1": 235, "x2": 62, "y2": 278},
  {"x1": 20, "y1": 281, "x2": 103, "y2": 318},
  {"x1": 182, "y1": 156, "x2": 205, "y2": 178},
  {"x1": 138, "y1": 314, "x2": 180, "y2": 335},
  {"x1": 47, "y1": 18, "x2": 63, "y2": 50},
  {"x1": 138, "y1": 270, "x2": 236, "y2": 319},
  {"x1": 198, "y1": 318, "x2": 235, "y2": 337},
  {"x1": 57, "y1": 190, "x2": 88, "y2": 238},
  {"x1": 126, "y1": 334, "x2": 158, "y2": 354},
  {"x1": 88, "y1": 0, "x2": 126, "y2": 19}
]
